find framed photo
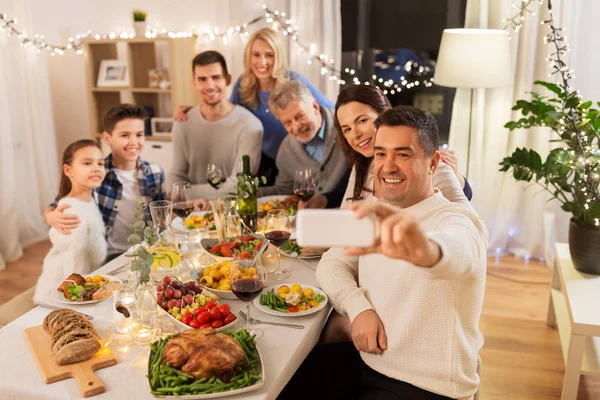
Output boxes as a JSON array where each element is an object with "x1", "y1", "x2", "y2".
[
  {"x1": 97, "y1": 60, "x2": 129, "y2": 87},
  {"x1": 151, "y1": 118, "x2": 174, "y2": 137}
]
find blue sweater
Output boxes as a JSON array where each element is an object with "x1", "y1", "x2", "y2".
[{"x1": 230, "y1": 70, "x2": 335, "y2": 160}]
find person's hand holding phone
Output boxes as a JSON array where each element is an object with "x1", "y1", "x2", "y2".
[{"x1": 345, "y1": 201, "x2": 442, "y2": 267}]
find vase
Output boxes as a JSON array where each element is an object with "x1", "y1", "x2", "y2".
[
  {"x1": 568, "y1": 219, "x2": 600, "y2": 275},
  {"x1": 134, "y1": 21, "x2": 146, "y2": 38}
]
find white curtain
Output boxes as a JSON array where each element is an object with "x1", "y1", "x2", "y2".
[
  {"x1": 448, "y1": 0, "x2": 577, "y2": 260},
  {"x1": 0, "y1": 0, "x2": 59, "y2": 269}
]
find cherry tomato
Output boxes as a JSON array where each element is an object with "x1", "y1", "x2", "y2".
[
  {"x1": 188, "y1": 319, "x2": 200, "y2": 329},
  {"x1": 194, "y1": 306, "x2": 207, "y2": 316},
  {"x1": 218, "y1": 304, "x2": 231, "y2": 315},
  {"x1": 212, "y1": 320, "x2": 224, "y2": 329},
  {"x1": 205, "y1": 300, "x2": 217, "y2": 310},
  {"x1": 241, "y1": 236, "x2": 251, "y2": 243},
  {"x1": 224, "y1": 313, "x2": 236, "y2": 325},
  {"x1": 255, "y1": 240, "x2": 264, "y2": 251},
  {"x1": 210, "y1": 307, "x2": 222, "y2": 320},
  {"x1": 237, "y1": 251, "x2": 251, "y2": 259},
  {"x1": 287, "y1": 306, "x2": 299, "y2": 313},
  {"x1": 181, "y1": 312, "x2": 193, "y2": 325},
  {"x1": 199, "y1": 323, "x2": 211, "y2": 329},
  {"x1": 196, "y1": 311, "x2": 212, "y2": 325},
  {"x1": 221, "y1": 246, "x2": 233, "y2": 257},
  {"x1": 210, "y1": 244, "x2": 221, "y2": 253},
  {"x1": 221, "y1": 242, "x2": 236, "y2": 250}
]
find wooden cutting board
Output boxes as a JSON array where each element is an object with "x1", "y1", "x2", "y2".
[{"x1": 24, "y1": 325, "x2": 118, "y2": 397}]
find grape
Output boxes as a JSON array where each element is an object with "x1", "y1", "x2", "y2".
[
  {"x1": 173, "y1": 289, "x2": 182, "y2": 299},
  {"x1": 164, "y1": 287, "x2": 174, "y2": 298},
  {"x1": 156, "y1": 284, "x2": 165, "y2": 293},
  {"x1": 175, "y1": 299, "x2": 183, "y2": 308},
  {"x1": 190, "y1": 283, "x2": 203, "y2": 293},
  {"x1": 156, "y1": 293, "x2": 164, "y2": 302},
  {"x1": 163, "y1": 276, "x2": 172, "y2": 285},
  {"x1": 171, "y1": 280, "x2": 181, "y2": 290},
  {"x1": 167, "y1": 299, "x2": 177, "y2": 309},
  {"x1": 180, "y1": 286, "x2": 187, "y2": 296},
  {"x1": 183, "y1": 294, "x2": 194, "y2": 305},
  {"x1": 187, "y1": 290, "x2": 196, "y2": 297},
  {"x1": 185, "y1": 281, "x2": 195, "y2": 289}
]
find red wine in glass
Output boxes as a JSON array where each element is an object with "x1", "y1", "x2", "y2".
[
  {"x1": 232, "y1": 278, "x2": 264, "y2": 302},
  {"x1": 265, "y1": 230, "x2": 292, "y2": 248},
  {"x1": 173, "y1": 202, "x2": 194, "y2": 219},
  {"x1": 294, "y1": 188, "x2": 315, "y2": 201}
]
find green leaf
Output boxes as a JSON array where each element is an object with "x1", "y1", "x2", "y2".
[
  {"x1": 127, "y1": 234, "x2": 142, "y2": 245},
  {"x1": 134, "y1": 220, "x2": 146, "y2": 231},
  {"x1": 534, "y1": 81, "x2": 562, "y2": 95},
  {"x1": 565, "y1": 95, "x2": 579, "y2": 109},
  {"x1": 592, "y1": 119, "x2": 600, "y2": 132},
  {"x1": 579, "y1": 101, "x2": 593, "y2": 110},
  {"x1": 261, "y1": 176, "x2": 267, "y2": 185}
]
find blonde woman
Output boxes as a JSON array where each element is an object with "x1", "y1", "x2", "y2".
[{"x1": 175, "y1": 28, "x2": 334, "y2": 184}]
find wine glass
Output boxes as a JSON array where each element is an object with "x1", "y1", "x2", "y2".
[
  {"x1": 231, "y1": 257, "x2": 266, "y2": 338},
  {"x1": 207, "y1": 164, "x2": 226, "y2": 189},
  {"x1": 294, "y1": 169, "x2": 317, "y2": 202},
  {"x1": 265, "y1": 209, "x2": 292, "y2": 280},
  {"x1": 172, "y1": 182, "x2": 194, "y2": 246},
  {"x1": 171, "y1": 182, "x2": 194, "y2": 219}
]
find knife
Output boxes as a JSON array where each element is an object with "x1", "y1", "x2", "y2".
[{"x1": 37, "y1": 303, "x2": 95, "y2": 320}]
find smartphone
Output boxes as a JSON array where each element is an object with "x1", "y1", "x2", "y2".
[{"x1": 296, "y1": 209, "x2": 377, "y2": 248}]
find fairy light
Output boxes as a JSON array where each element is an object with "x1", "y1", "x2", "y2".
[{"x1": 1, "y1": 6, "x2": 434, "y2": 93}]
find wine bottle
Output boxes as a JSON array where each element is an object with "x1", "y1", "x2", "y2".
[{"x1": 237, "y1": 155, "x2": 258, "y2": 233}]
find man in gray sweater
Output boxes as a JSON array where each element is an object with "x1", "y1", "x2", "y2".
[
  {"x1": 167, "y1": 51, "x2": 263, "y2": 200},
  {"x1": 260, "y1": 81, "x2": 347, "y2": 196}
]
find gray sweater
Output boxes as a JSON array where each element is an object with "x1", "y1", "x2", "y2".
[
  {"x1": 260, "y1": 107, "x2": 348, "y2": 196},
  {"x1": 167, "y1": 105, "x2": 263, "y2": 199}
]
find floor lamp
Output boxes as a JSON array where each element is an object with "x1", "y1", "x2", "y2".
[{"x1": 433, "y1": 29, "x2": 512, "y2": 178}]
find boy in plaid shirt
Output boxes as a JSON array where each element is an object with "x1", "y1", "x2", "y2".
[{"x1": 44, "y1": 104, "x2": 190, "y2": 262}]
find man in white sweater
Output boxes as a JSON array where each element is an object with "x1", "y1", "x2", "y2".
[
  {"x1": 167, "y1": 51, "x2": 263, "y2": 199},
  {"x1": 283, "y1": 106, "x2": 488, "y2": 400}
]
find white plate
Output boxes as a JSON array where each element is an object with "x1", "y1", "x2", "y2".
[
  {"x1": 158, "y1": 301, "x2": 238, "y2": 332},
  {"x1": 253, "y1": 284, "x2": 328, "y2": 318},
  {"x1": 51, "y1": 275, "x2": 123, "y2": 305},
  {"x1": 278, "y1": 241, "x2": 328, "y2": 259},
  {"x1": 151, "y1": 334, "x2": 265, "y2": 399},
  {"x1": 172, "y1": 211, "x2": 216, "y2": 234},
  {"x1": 257, "y1": 195, "x2": 297, "y2": 221},
  {"x1": 200, "y1": 234, "x2": 267, "y2": 262}
]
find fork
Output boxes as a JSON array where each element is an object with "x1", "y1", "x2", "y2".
[{"x1": 239, "y1": 311, "x2": 304, "y2": 329}]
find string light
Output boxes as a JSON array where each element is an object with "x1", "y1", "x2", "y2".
[{"x1": 1, "y1": 6, "x2": 434, "y2": 93}]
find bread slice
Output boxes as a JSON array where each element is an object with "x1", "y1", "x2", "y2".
[
  {"x1": 54, "y1": 337, "x2": 101, "y2": 365},
  {"x1": 43, "y1": 309, "x2": 79, "y2": 333},
  {"x1": 92, "y1": 281, "x2": 122, "y2": 301}
]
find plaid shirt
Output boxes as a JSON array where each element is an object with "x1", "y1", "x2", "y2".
[{"x1": 51, "y1": 154, "x2": 165, "y2": 237}]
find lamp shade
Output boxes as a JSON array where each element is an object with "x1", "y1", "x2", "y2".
[{"x1": 433, "y1": 29, "x2": 512, "y2": 88}]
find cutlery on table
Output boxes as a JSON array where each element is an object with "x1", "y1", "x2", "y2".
[
  {"x1": 239, "y1": 310, "x2": 304, "y2": 329},
  {"x1": 38, "y1": 303, "x2": 95, "y2": 320}
]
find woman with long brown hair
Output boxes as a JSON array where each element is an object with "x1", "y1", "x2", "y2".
[
  {"x1": 33, "y1": 140, "x2": 107, "y2": 304},
  {"x1": 303, "y1": 84, "x2": 472, "y2": 209}
]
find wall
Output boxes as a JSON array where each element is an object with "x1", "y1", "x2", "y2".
[{"x1": 21, "y1": 0, "x2": 338, "y2": 167}]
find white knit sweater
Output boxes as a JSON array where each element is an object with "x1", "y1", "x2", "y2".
[
  {"x1": 34, "y1": 197, "x2": 107, "y2": 304},
  {"x1": 316, "y1": 191, "x2": 488, "y2": 399}
]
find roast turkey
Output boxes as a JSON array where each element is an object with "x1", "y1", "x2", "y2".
[{"x1": 163, "y1": 328, "x2": 246, "y2": 381}]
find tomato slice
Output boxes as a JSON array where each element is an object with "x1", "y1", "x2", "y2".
[
  {"x1": 287, "y1": 306, "x2": 299, "y2": 313},
  {"x1": 221, "y1": 246, "x2": 233, "y2": 257},
  {"x1": 210, "y1": 244, "x2": 221, "y2": 253},
  {"x1": 238, "y1": 251, "x2": 251, "y2": 259}
]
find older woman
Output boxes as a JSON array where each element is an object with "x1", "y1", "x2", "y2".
[{"x1": 175, "y1": 28, "x2": 334, "y2": 184}]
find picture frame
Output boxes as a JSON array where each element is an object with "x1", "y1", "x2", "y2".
[
  {"x1": 97, "y1": 60, "x2": 130, "y2": 87},
  {"x1": 151, "y1": 118, "x2": 174, "y2": 137}
]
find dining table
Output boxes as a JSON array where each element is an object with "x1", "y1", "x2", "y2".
[{"x1": 0, "y1": 246, "x2": 331, "y2": 400}]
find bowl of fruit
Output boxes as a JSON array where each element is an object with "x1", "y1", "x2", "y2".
[
  {"x1": 156, "y1": 276, "x2": 237, "y2": 331},
  {"x1": 195, "y1": 260, "x2": 259, "y2": 300}
]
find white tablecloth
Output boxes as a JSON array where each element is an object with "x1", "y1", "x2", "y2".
[{"x1": 0, "y1": 249, "x2": 329, "y2": 400}]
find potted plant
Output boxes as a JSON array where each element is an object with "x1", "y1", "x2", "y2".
[
  {"x1": 499, "y1": 80, "x2": 600, "y2": 274},
  {"x1": 132, "y1": 10, "x2": 147, "y2": 38}
]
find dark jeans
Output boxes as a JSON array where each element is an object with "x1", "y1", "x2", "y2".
[
  {"x1": 257, "y1": 152, "x2": 278, "y2": 187},
  {"x1": 277, "y1": 341, "x2": 453, "y2": 400}
]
